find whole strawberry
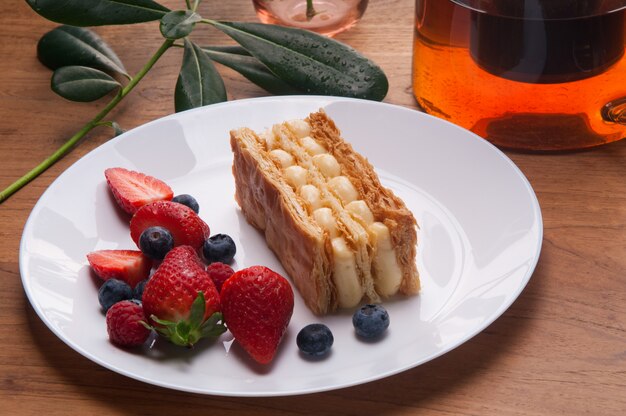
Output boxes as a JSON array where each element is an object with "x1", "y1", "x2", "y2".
[
  {"x1": 130, "y1": 200, "x2": 210, "y2": 252},
  {"x1": 220, "y1": 266, "x2": 294, "y2": 364},
  {"x1": 142, "y1": 246, "x2": 225, "y2": 347},
  {"x1": 106, "y1": 300, "x2": 151, "y2": 347}
]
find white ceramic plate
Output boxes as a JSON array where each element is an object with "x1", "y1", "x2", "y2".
[{"x1": 20, "y1": 96, "x2": 542, "y2": 396}]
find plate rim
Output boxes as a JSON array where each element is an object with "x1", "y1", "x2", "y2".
[{"x1": 19, "y1": 95, "x2": 543, "y2": 396}]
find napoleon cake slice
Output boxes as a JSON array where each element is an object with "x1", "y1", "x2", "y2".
[{"x1": 230, "y1": 110, "x2": 420, "y2": 315}]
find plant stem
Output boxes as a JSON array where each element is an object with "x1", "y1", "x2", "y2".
[
  {"x1": 0, "y1": 39, "x2": 174, "y2": 204},
  {"x1": 306, "y1": 0, "x2": 317, "y2": 20}
]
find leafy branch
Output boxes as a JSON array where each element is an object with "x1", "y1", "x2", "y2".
[{"x1": 1, "y1": 0, "x2": 388, "y2": 203}]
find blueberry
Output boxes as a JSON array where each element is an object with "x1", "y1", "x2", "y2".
[
  {"x1": 139, "y1": 226, "x2": 174, "y2": 260},
  {"x1": 352, "y1": 304, "x2": 390, "y2": 339},
  {"x1": 133, "y1": 279, "x2": 148, "y2": 300},
  {"x1": 98, "y1": 279, "x2": 133, "y2": 312},
  {"x1": 172, "y1": 194, "x2": 199, "y2": 213},
  {"x1": 297, "y1": 324, "x2": 334, "y2": 357},
  {"x1": 203, "y1": 234, "x2": 236, "y2": 264}
]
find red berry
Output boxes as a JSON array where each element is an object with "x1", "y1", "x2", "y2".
[
  {"x1": 142, "y1": 246, "x2": 224, "y2": 347},
  {"x1": 220, "y1": 266, "x2": 294, "y2": 364},
  {"x1": 105, "y1": 167, "x2": 173, "y2": 214},
  {"x1": 206, "y1": 262, "x2": 234, "y2": 292},
  {"x1": 130, "y1": 201, "x2": 210, "y2": 252},
  {"x1": 86, "y1": 249, "x2": 151, "y2": 289},
  {"x1": 106, "y1": 300, "x2": 151, "y2": 347}
]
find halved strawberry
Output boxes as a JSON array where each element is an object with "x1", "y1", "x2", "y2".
[
  {"x1": 130, "y1": 201, "x2": 210, "y2": 251},
  {"x1": 105, "y1": 167, "x2": 173, "y2": 214},
  {"x1": 86, "y1": 250, "x2": 152, "y2": 288}
]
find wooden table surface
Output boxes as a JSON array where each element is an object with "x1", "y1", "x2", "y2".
[{"x1": 1, "y1": 1, "x2": 625, "y2": 414}]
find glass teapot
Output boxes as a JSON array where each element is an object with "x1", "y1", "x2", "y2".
[{"x1": 412, "y1": 0, "x2": 626, "y2": 150}]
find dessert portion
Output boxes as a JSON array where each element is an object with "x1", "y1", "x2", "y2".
[{"x1": 230, "y1": 110, "x2": 420, "y2": 315}]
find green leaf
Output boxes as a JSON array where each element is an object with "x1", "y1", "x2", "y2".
[
  {"x1": 200, "y1": 323, "x2": 227, "y2": 338},
  {"x1": 150, "y1": 310, "x2": 224, "y2": 348},
  {"x1": 26, "y1": 0, "x2": 169, "y2": 26},
  {"x1": 170, "y1": 330, "x2": 188, "y2": 347},
  {"x1": 188, "y1": 292, "x2": 206, "y2": 328},
  {"x1": 176, "y1": 321, "x2": 191, "y2": 338},
  {"x1": 51, "y1": 66, "x2": 121, "y2": 102},
  {"x1": 209, "y1": 21, "x2": 388, "y2": 101},
  {"x1": 38, "y1": 26, "x2": 127, "y2": 76},
  {"x1": 202, "y1": 47, "x2": 303, "y2": 95},
  {"x1": 149, "y1": 315, "x2": 176, "y2": 327},
  {"x1": 160, "y1": 10, "x2": 201, "y2": 39},
  {"x1": 200, "y1": 312, "x2": 226, "y2": 338},
  {"x1": 175, "y1": 39, "x2": 227, "y2": 112}
]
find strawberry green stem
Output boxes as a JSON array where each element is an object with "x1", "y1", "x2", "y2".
[
  {"x1": 0, "y1": 39, "x2": 175, "y2": 204},
  {"x1": 149, "y1": 293, "x2": 226, "y2": 347}
]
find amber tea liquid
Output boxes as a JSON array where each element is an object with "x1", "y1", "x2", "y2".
[{"x1": 413, "y1": 0, "x2": 626, "y2": 150}]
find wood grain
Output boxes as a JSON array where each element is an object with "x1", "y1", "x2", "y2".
[{"x1": 1, "y1": 1, "x2": 625, "y2": 415}]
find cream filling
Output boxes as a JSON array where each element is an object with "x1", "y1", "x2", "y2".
[
  {"x1": 300, "y1": 136, "x2": 326, "y2": 156},
  {"x1": 369, "y1": 222, "x2": 403, "y2": 297},
  {"x1": 260, "y1": 128, "x2": 275, "y2": 149},
  {"x1": 345, "y1": 200, "x2": 374, "y2": 225},
  {"x1": 312, "y1": 205, "x2": 361, "y2": 307},
  {"x1": 331, "y1": 237, "x2": 363, "y2": 308},
  {"x1": 328, "y1": 176, "x2": 359, "y2": 203},
  {"x1": 272, "y1": 120, "x2": 402, "y2": 305},
  {"x1": 313, "y1": 153, "x2": 402, "y2": 297},
  {"x1": 283, "y1": 165, "x2": 308, "y2": 190},
  {"x1": 286, "y1": 119, "x2": 312, "y2": 139},
  {"x1": 312, "y1": 207, "x2": 340, "y2": 238},
  {"x1": 299, "y1": 184, "x2": 324, "y2": 210},
  {"x1": 269, "y1": 149, "x2": 294, "y2": 168},
  {"x1": 343, "y1": 197, "x2": 402, "y2": 297},
  {"x1": 312, "y1": 153, "x2": 341, "y2": 178}
]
